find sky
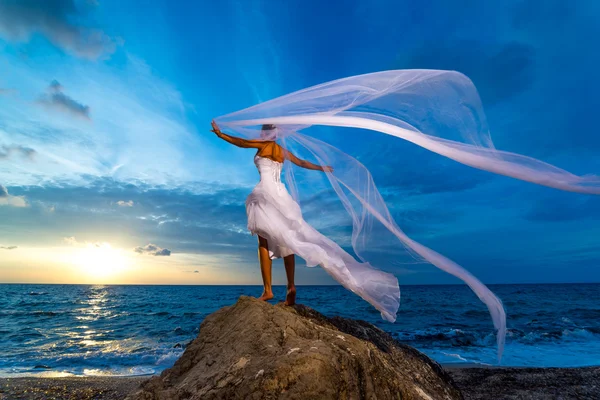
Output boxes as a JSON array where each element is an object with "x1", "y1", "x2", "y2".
[{"x1": 0, "y1": 0, "x2": 599, "y2": 285}]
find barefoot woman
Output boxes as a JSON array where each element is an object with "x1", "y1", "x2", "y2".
[{"x1": 211, "y1": 121, "x2": 333, "y2": 306}]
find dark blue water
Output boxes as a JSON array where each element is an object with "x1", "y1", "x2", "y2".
[{"x1": 1, "y1": 284, "x2": 599, "y2": 377}]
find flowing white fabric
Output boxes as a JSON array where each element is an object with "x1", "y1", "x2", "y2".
[
  {"x1": 215, "y1": 69, "x2": 600, "y2": 361},
  {"x1": 247, "y1": 154, "x2": 400, "y2": 322}
]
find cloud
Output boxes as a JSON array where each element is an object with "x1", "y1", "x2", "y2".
[
  {"x1": 134, "y1": 243, "x2": 171, "y2": 256},
  {"x1": 63, "y1": 236, "x2": 78, "y2": 245},
  {"x1": 0, "y1": 184, "x2": 27, "y2": 207},
  {"x1": 5, "y1": 178, "x2": 254, "y2": 257},
  {"x1": 0, "y1": 144, "x2": 36, "y2": 160},
  {"x1": 117, "y1": 200, "x2": 134, "y2": 207},
  {"x1": 0, "y1": 0, "x2": 116, "y2": 59},
  {"x1": 38, "y1": 80, "x2": 90, "y2": 119},
  {"x1": 62, "y1": 236, "x2": 112, "y2": 249},
  {"x1": 524, "y1": 194, "x2": 600, "y2": 222},
  {"x1": 0, "y1": 245, "x2": 17, "y2": 250},
  {"x1": 0, "y1": 53, "x2": 211, "y2": 187}
]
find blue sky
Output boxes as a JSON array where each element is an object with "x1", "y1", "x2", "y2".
[{"x1": 0, "y1": 0, "x2": 599, "y2": 285}]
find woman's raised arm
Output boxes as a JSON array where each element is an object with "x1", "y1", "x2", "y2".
[{"x1": 211, "y1": 121, "x2": 265, "y2": 149}]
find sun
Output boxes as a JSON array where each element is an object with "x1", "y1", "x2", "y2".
[{"x1": 71, "y1": 243, "x2": 129, "y2": 279}]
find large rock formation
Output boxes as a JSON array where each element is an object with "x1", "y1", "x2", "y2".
[{"x1": 129, "y1": 296, "x2": 463, "y2": 400}]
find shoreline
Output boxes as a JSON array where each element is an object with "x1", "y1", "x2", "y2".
[
  {"x1": 4, "y1": 362, "x2": 598, "y2": 378},
  {"x1": 1, "y1": 365, "x2": 598, "y2": 399},
  {"x1": 0, "y1": 376, "x2": 147, "y2": 400},
  {"x1": 442, "y1": 362, "x2": 600, "y2": 370}
]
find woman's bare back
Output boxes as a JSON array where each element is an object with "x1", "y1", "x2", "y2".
[
  {"x1": 256, "y1": 141, "x2": 286, "y2": 163},
  {"x1": 211, "y1": 121, "x2": 332, "y2": 172}
]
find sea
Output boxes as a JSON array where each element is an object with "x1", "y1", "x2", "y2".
[{"x1": 1, "y1": 283, "x2": 599, "y2": 377}]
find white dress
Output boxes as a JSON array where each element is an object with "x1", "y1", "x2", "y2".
[{"x1": 246, "y1": 154, "x2": 400, "y2": 322}]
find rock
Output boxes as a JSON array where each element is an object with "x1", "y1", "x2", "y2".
[{"x1": 128, "y1": 296, "x2": 462, "y2": 400}]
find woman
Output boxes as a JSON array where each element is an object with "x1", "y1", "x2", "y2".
[
  {"x1": 211, "y1": 121, "x2": 336, "y2": 306},
  {"x1": 213, "y1": 69, "x2": 600, "y2": 360}
]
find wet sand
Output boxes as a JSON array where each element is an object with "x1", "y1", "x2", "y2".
[
  {"x1": 0, "y1": 376, "x2": 147, "y2": 400},
  {"x1": 447, "y1": 366, "x2": 600, "y2": 399},
  {"x1": 1, "y1": 367, "x2": 598, "y2": 399}
]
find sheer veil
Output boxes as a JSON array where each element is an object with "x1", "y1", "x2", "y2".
[{"x1": 215, "y1": 70, "x2": 600, "y2": 361}]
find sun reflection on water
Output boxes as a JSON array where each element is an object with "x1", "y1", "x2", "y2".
[{"x1": 2, "y1": 284, "x2": 194, "y2": 377}]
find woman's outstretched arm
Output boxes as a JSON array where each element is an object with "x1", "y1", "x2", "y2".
[
  {"x1": 211, "y1": 121, "x2": 265, "y2": 149},
  {"x1": 284, "y1": 149, "x2": 333, "y2": 172}
]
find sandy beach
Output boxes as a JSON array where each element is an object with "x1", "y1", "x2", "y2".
[
  {"x1": 447, "y1": 366, "x2": 600, "y2": 399},
  {"x1": 0, "y1": 376, "x2": 147, "y2": 400},
  {"x1": 1, "y1": 366, "x2": 598, "y2": 399}
]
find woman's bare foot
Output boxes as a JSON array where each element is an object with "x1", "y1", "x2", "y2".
[
  {"x1": 257, "y1": 290, "x2": 274, "y2": 301},
  {"x1": 284, "y1": 286, "x2": 296, "y2": 306}
]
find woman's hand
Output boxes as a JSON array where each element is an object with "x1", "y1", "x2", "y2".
[
  {"x1": 211, "y1": 120, "x2": 222, "y2": 137},
  {"x1": 323, "y1": 166, "x2": 334, "y2": 173}
]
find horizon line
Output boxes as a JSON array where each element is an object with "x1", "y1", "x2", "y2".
[{"x1": 1, "y1": 282, "x2": 599, "y2": 286}]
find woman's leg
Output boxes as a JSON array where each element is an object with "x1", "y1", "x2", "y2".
[
  {"x1": 257, "y1": 235, "x2": 274, "y2": 301},
  {"x1": 283, "y1": 254, "x2": 296, "y2": 306}
]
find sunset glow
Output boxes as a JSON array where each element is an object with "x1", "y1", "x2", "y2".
[{"x1": 69, "y1": 243, "x2": 129, "y2": 279}]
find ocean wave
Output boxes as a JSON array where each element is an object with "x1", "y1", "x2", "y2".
[
  {"x1": 2, "y1": 283, "x2": 600, "y2": 373},
  {"x1": 0, "y1": 339, "x2": 186, "y2": 377},
  {"x1": 393, "y1": 325, "x2": 600, "y2": 347},
  {"x1": 32, "y1": 311, "x2": 60, "y2": 317}
]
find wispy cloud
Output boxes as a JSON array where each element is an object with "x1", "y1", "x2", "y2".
[
  {"x1": 0, "y1": 245, "x2": 17, "y2": 250},
  {"x1": 0, "y1": 184, "x2": 27, "y2": 207},
  {"x1": 62, "y1": 237, "x2": 116, "y2": 254},
  {"x1": 63, "y1": 236, "x2": 105, "y2": 246},
  {"x1": 116, "y1": 200, "x2": 134, "y2": 207},
  {"x1": 0, "y1": 144, "x2": 36, "y2": 160},
  {"x1": 0, "y1": 53, "x2": 214, "y2": 188},
  {"x1": 3, "y1": 179, "x2": 254, "y2": 257},
  {"x1": 524, "y1": 193, "x2": 600, "y2": 222},
  {"x1": 0, "y1": 0, "x2": 116, "y2": 59},
  {"x1": 63, "y1": 236, "x2": 78, "y2": 246},
  {"x1": 38, "y1": 80, "x2": 90, "y2": 119},
  {"x1": 134, "y1": 243, "x2": 171, "y2": 256}
]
